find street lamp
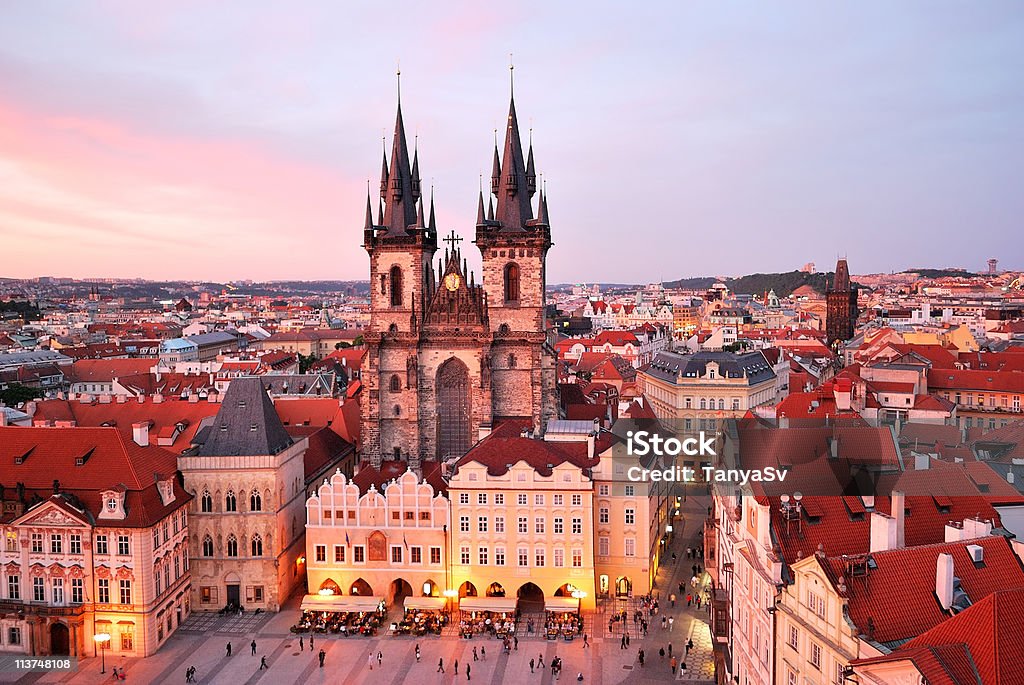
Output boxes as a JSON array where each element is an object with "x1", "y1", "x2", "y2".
[
  {"x1": 570, "y1": 590, "x2": 587, "y2": 614},
  {"x1": 94, "y1": 633, "x2": 110, "y2": 674},
  {"x1": 443, "y1": 588, "x2": 458, "y2": 617}
]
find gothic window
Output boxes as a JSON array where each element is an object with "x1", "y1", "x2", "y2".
[
  {"x1": 201, "y1": 491, "x2": 212, "y2": 513},
  {"x1": 380, "y1": 274, "x2": 386, "y2": 295},
  {"x1": 393, "y1": 404, "x2": 401, "y2": 417},
  {"x1": 250, "y1": 489, "x2": 262, "y2": 512},
  {"x1": 508, "y1": 353, "x2": 517, "y2": 368},
  {"x1": 389, "y1": 374, "x2": 401, "y2": 392},
  {"x1": 504, "y1": 263, "x2": 520, "y2": 302},
  {"x1": 225, "y1": 491, "x2": 237, "y2": 512},
  {"x1": 226, "y1": 535, "x2": 238, "y2": 557},
  {"x1": 390, "y1": 266, "x2": 403, "y2": 307},
  {"x1": 251, "y1": 534, "x2": 263, "y2": 557},
  {"x1": 202, "y1": 535, "x2": 213, "y2": 557},
  {"x1": 436, "y1": 358, "x2": 470, "y2": 459}
]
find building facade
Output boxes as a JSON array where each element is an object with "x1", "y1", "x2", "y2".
[{"x1": 826, "y1": 258, "x2": 858, "y2": 346}]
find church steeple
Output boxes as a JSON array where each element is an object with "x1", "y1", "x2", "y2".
[
  {"x1": 526, "y1": 138, "x2": 537, "y2": 197},
  {"x1": 493, "y1": 88, "x2": 534, "y2": 231},
  {"x1": 381, "y1": 70, "x2": 419, "y2": 236}
]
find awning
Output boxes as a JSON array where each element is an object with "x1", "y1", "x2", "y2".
[
  {"x1": 403, "y1": 596, "x2": 447, "y2": 611},
  {"x1": 300, "y1": 594, "x2": 384, "y2": 612},
  {"x1": 544, "y1": 597, "x2": 580, "y2": 613},
  {"x1": 458, "y1": 597, "x2": 518, "y2": 613}
]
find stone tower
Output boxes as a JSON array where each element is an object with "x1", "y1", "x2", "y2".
[
  {"x1": 359, "y1": 80, "x2": 557, "y2": 469},
  {"x1": 826, "y1": 257, "x2": 858, "y2": 346}
]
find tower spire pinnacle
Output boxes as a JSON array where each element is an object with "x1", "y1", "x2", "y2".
[
  {"x1": 493, "y1": 64, "x2": 533, "y2": 230},
  {"x1": 428, "y1": 185, "x2": 437, "y2": 232},
  {"x1": 364, "y1": 180, "x2": 374, "y2": 230},
  {"x1": 381, "y1": 67, "x2": 417, "y2": 235}
]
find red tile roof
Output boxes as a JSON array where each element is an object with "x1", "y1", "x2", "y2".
[
  {"x1": 0, "y1": 426, "x2": 189, "y2": 527},
  {"x1": 351, "y1": 459, "x2": 447, "y2": 496},
  {"x1": 456, "y1": 419, "x2": 613, "y2": 477},
  {"x1": 67, "y1": 359, "x2": 155, "y2": 383},
  {"x1": 928, "y1": 368, "x2": 1024, "y2": 394},
  {"x1": 824, "y1": 536, "x2": 1024, "y2": 646}
]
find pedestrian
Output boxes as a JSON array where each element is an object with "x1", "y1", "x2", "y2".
[
  {"x1": 309, "y1": 635, "x2": 314, "y2": 650},
  {"x1": 687, "y1": 593, "x2": 692, "y2": 606},
  {"x1": 577, "y1": 673, "x2": 583, "y2": 683},
  {"x1": 625, "y1": 633, "x2": 630, "y2": 647},
  {"x1": 661, "y1": 616, "x2": 667, "y2": 630},
  {"x1": 369, "y1": 651, "x2": 376, "y2": 671},
  {"x1": 473, "y1": 646, "x2": 478, "y2": 661},
  {"x1": 226, "y1": 642, "x2": 232, "y2": 657},
  {"x1": 539, "y1": 654, "x2": 545, "y2": 668},
  {"x1": 670, "y1": 593, "x2": 676, "y2": 607},
  {"x1": 299, "y1": 635, "x2": 304, "y2": 651},
  {"x1": 455, "y1": 659, "x2": 459, "y2": 675},
  {"x1": 530, "y1": 658, "x2": 535, "y2": 673},
  {"x1": 481, "y1": 646, "x2": 486, "y2": 660},
  {"x1": 686, "y1": 638, "x2": 694, "y2": 655},
  {"x1": 415, "y1": 644, "x2": 421, "y2": 662},
  {"x1": 681, "y1": 660, "x2": 688, "y2": 674},
  {"x1": 251, "y1": 639, "x2": 257, "y2": 655},
  {"x1": 438, "y1": 658, "x2": 445, "y2": 673},
  {"x1": 582, "y1": 633, "x2": 589, "y2": 648},
  {"x1": 679, "y1": 581, "x2": 685, "y2": 594},
  {"x1": 669, "y1": 616, "x2": 674, "y2": 631},
  {"x1": 377, "y1": 650, "x2": 382, "y2": 666},
  {"x1": 671, "y1": 656, "x2": 678, "y2": 675},
  {"x1": 259, "y1": 656, "x2": 268, "y2": 670},
  {"x1": 668, "y1": 643, "x2": 673, "y2": 658},
  {"x1": 620, "y1": 634, "x2": 626, "y2": 650},
  {"x1": 514, "y1": 635, "x2": 518, "y2": 650},
  {"x1": 638, "y1": 649, "x2": 645, "y2": 667},
  {"x1": 184, "y1": 666, "x2": 192, "y2": 682},
  {"x1": 659, "y1": 647, "x2": 665, "y2": 660},
  {"x1": 318, "y1": 649, "x2": 325, "y2": 668},
  {"x1": 672, "y1": 552, "x2": 677, "y2": 562},
  {"x1": 466, "y1": 663, "x2": 471, "y2": 681}
]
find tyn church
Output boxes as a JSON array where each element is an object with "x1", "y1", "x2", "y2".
[{"x1": 360, "y1": 84, "x2": 558, "y2": 468}]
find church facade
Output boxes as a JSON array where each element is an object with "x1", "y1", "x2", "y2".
[{"x1": 359, "y1": 87, "x2": 558, "y2": 468}]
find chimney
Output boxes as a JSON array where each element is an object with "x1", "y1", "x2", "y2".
[
  {"x1": 892, "y1": 491, "x2": 906, "y2": 549},
  {"x1": 116, "y1": 395, "x2": 127, "y2": 404},
  {"x1": 828, "y1": 436, "x2": 839, "y2": 459},
  {"x1": 132, "y1": 422, "x2": 150, "y2": 447},
  {"x1": 587, "y1": 434, "x2": 596, "y2": 460},
  {"x1": 833, "y1": 383, "x2": 852, "y2": 411},
  {"x1": 869, "y1": 512, "x2": 897, "y2": 553},
  {"x1": 936, "y1": 553, "x2": 954, "y2": 611},
  {"x1": 944, "y1": 522, "x2": 964, "y2": 542},
  {"x1": 0, "y1": 410, "x2": 7, "y2": 427},
  {"x1": 189, "y1": 394, "x2": 199, "y2": 404},
  {"x1": 1008, "y1": 471, "x2": 1016, "y2": 485},
  {"x1": 914, "y1": 452, "x2": 930, "y2": 470},
  {"x1": 779, "y1": 415, "x2": 789, "y2": 429},
  {"x1": 153, "y1": 393, "x2": 164, "y2": 404},
  {"x1": 966, "y1": 544, "x2": 984, "y2": 563}
]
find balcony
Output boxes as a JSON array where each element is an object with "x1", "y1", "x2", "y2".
[{"x1": 0, "y1": 599, "x2": 87, "y2": 618}]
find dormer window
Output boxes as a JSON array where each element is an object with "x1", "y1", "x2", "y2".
[{"x1": 106, "y1": 498, "x2": 118, "y2": 512}]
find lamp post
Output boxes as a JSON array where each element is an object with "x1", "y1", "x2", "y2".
[
  {"x1": 93, "y1": 633, "x2": 110, "y2": 674},
  {"x1": 570, "y1": 590, "x2": 587, "y2": 615},
  {"x1": 443, "y1": 589, "x2": 457, "y2": 618}
]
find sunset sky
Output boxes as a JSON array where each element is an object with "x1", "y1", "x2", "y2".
[{"x1": 1, "y1": 2, "x2": 1022, "y2": 283}]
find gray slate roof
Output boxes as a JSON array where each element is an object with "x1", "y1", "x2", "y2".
[
  {"x1": 197, "y1": 377, "x2": 293, "y2": 456},
  {"x1": 642, "y1": 350, "x2": 776, "y2": 386}
]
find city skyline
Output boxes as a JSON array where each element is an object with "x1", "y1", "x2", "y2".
[{"x1": 2, "y1": 2, "x2": 1023, "y2": 282}]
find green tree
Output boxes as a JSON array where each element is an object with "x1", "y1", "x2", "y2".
[
  {"x1": 298, "y1": 354, "x2": 319, "y2": 374},
  {"x1": 0, "y1": 383, "x2": 44, "y2": 406}
]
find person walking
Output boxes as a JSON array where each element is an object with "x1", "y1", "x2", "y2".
[
  {"x1": 582, "y1": 633, "x2": 589, "y2": 648},
  {"x1": 259, "y1": 656, "x2": 268, "y2": 670},
  {"x1": 473, "y1": 646, "x2": 478, "y2": 661},
  {"x1": 368, "y1": 651, "x2": 375, "y2": 671},
  {"x1": 377, "y1": 651, "x2": 382, "y2": 666},
  {"x1": 687, "y1": 593, "x2": 692, "y2": 607},
  {"x1": 514, "y1": 635, "x2": 518, "y2": 650},
  {"x1": 669, "y1": 616, "x2": 674, "y2": 631},
  {"x1": 437, "y1": 658, "x2": 445, "y2": 673},
  {"x1": 620, "y1": 634, "x2": 626, "y2": 650},
  {"x1": 318, "y1": 649, "x2": 325, "y2": 668},
  {"x1": 309, "y1": 635, "x2": 314, "y2": 650},
  {"x1": 530, "y1": 658, "x2": 535, "y2": 673},
  {"x1": 251, "y1": 640, "x2": 257, "y2": 656},
  {"x1": 625, "y1": 633, "x2": 630, "y2": 647},
  {"x1": 226, "y1": 642, "x2": 232, "y2": 657},
  {"x1": 670, "y1": 593, "x2": 676, "y2": 607},
  {"x1": 670, "y1": 656, "x2": 678, "y2": 675},
  {"x1": 668, "y1": 643, "x2": 673, "y2": 658},
  {"x1": 415, "y1": 644, "x2": 421, "y2": 662},
  {"x1": 638, "y1": 649, "x2": 645, "y2": 667},
  {"x1": 538, "y1": 654, "x2": 545, "y2": 669},
  {"x1": 659, "y1": 647, "x2": 665, "y2": 660},
  {"x1": 454, "y1": 659, "x2": 459, "y2": 675},
  {"x1": 466, "y1": 663, "x2": 471, "y2": 681},
  {"x1": 299, "y1": 635, "x2": 304, "y2": 651},
  {"x1": 686, "y1": 638, "x2": 694, "y2": 656},
  {"x1": 481, "y1": 646, "x2": 486, "y2": 660}
]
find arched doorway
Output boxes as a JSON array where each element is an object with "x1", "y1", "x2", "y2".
[
  {"x1": 50, "y1": 622, "x2": 70, "y2": 655},
  {"x1": 517, "y1": 582, "x2": 544, "y2": 613},
  {"x1": 615, "y1": 576, "x2": 632, "y2": 598},
  {"x1": 436, "y1": 358, "x2": 470, "y2": 459},
  {"x1": 389, "y1": 578, "x2": 413, "y2": 607},
  {"x1": 554, "y1": 583, "x2": 577, "y2": 597},
  {"x1": 421, "y1": 579, "x2": 439, "y2": 597},
  {"x1": 485, "y1": 582, "x2": 506, "y2": 597},
  {"x1": 318, "y1": 578, "x2": 341, "y2": 595},
  {"x1": 458, "y1": 581, "x2": 477, "y2": 598},
  {"x1": 350, "y1": 578, "x2": 373, "y2": 596}
]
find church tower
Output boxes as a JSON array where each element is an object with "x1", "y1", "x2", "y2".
[
  {"x1": 475, "y1": 75, "x2": 558, "y2": 429},
  {"x1": 360, "y1": 75, "x2": 557, "y2": 470},
  {"x1": 826, "y1": 257, "x2": 858, "y2": 346}
]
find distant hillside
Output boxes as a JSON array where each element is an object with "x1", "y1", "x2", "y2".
[
  {"x1": 664, "y1": 271, "x2": 839, "y2": 297},
  {"x1": 902, "y1": 268, "x2": 978, "y2": 279}
]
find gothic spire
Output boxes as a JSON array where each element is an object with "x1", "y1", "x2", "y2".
[
  {"x1": 490, "y1": 140, "x2": 501, "y2": 195},
  {"x1": 411, "y1": 143, "x2": 421, "y2": 200},
  {"x1": 381, "y1": 70, "x2": 418, "y2": 236},
  {"x1": 526, "y1": 135, "x2": 537, "y2": 197},
  {"x1": 494, "y1": 82, "x2": 533, "y2": 230},
  {"x1": 416, "y1": 196, "x2": 425, "y2": 227},
  {"x1": 364, "y1": 186, "x2": 374, "y2": 230},
  {"x1": 379, "y1": 145, "x2": 389, "y2": 198},
  {"x1": 536, "y1": 186, "x2": 549, "y2": 225},
  {"x1": 487, "y1": 195, "x2": 494, "y2": 222},
  {"x1": 476, "y1": 188, "x2": 486, "y2": 226},
  {"x1": 428, "y1": 188, "x2": 437, "y2": 233}
]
